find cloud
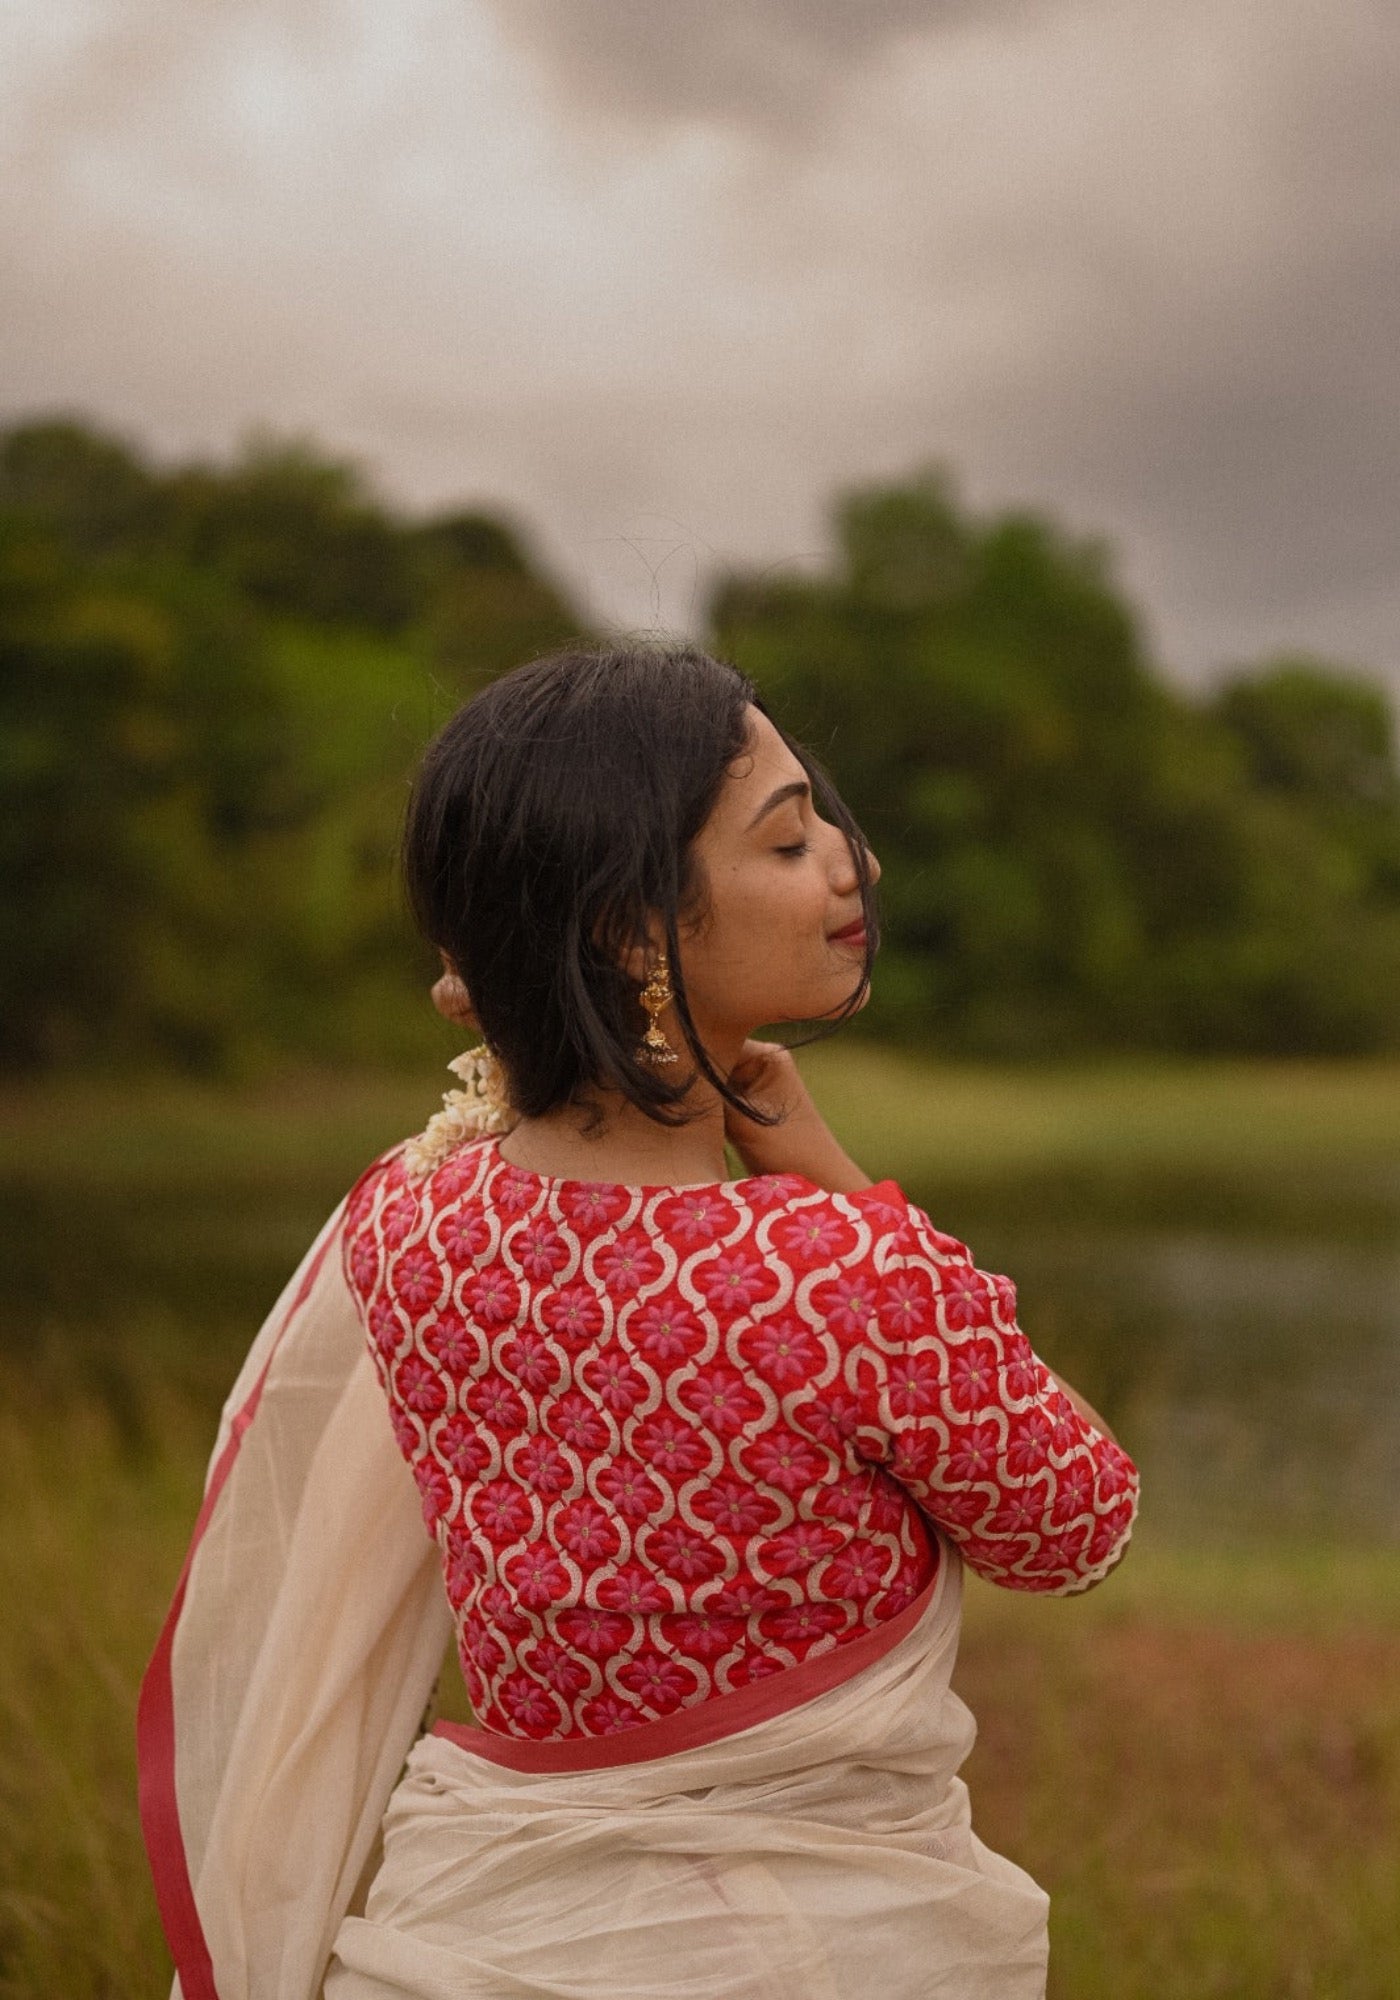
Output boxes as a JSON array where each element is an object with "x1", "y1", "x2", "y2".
[
  {"x1": 479, "y1": 0, "x2": 1026, "y2": 137},
  {"x1": 1, "y1": 0, "x2": 1398, "y2": 692}
]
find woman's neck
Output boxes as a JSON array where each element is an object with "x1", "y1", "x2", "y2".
[{"x1": 498, "y1": 1084, "x2": 732, "y2": 1189}]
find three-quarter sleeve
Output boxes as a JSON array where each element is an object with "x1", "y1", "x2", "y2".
[{"x1": 849, "y1": 1202, "x2": 1138, "y2": 1595}]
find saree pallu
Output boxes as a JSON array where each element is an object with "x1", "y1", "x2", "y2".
[
  {"x1": 139, "y1": 1197, "x2": 453, "y2": 2000},
  {"x1": 325, "y1": 1558, "x2": 1049, "y2": 2000}
]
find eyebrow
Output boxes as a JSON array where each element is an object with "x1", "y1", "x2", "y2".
[{"x1": 745, "y1": 778, "x2": 810, "y2": 830}]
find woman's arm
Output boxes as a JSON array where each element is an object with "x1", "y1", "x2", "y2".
[
  {"x1": 1046, "y1": 1366, "x2": 1121, "y2": 1448},
  {"x1": 725, "y1": 1044, "x2": 1119, "y2": 1448},
  {"x1": 846, "y1": 1204, "x2": 1139, "y2": 1595}
]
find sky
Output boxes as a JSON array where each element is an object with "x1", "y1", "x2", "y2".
[{"x1": 2, "y1": 0, "x2": 1398, "y2": 693}]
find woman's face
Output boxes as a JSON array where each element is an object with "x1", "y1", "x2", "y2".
[{"x1": 675, "y1": 706, "x2": 880, "y2": 1046}]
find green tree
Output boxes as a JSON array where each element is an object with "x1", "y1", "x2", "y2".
[
  {"x1": 712, "y1": 472, "x2": 1400, "y2": 1055},
  {"x1": 0, "y1": 417, "x2": 159, "y2": 559},
  {"x1": 0, "y1": 416, "x2": 585, "y2": 1073}
]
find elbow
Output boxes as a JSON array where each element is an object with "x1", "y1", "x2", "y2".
[
  {"x1": 1048, "y1": 1470, "x2": 1140, "y2": 1597},
  {"x1": 970, "y1": 1462, "x2": 1140, "y2": 1598},
  {"x1": 1046, "y1": 1537, "x2": 1132, "y2": 1597}
]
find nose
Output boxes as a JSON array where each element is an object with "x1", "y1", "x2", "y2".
[{"x1": 831, "y1": 825, "x2": 878, "y2": 891}]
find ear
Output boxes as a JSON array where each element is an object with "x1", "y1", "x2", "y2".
[
  {"x1": 618, "y1": 918, "x2": 666, "y2": 989},
  {"x1": 432, "y1": 971, "x2": 478, "y2": 1030}
]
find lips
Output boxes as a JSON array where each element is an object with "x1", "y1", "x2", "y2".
[{"x1": 828, "y1": 919, "x2": 867, "y2": 946}]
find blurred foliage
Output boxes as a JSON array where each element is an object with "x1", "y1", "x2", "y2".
[
  {"x1": 712, "y1": 470, "x2": 1400, "y2": 1054},
  {"x1": 0, "y1": 416, "x2": 581, "y2": 1071},
  {"x1": 3, "y1": 424, "x2": 1400, "y2": 1071}
]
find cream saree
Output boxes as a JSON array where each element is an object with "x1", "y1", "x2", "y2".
[
  {"x1": 140, "y1": 1193, "x2": 1049, "y2": 2000},
  {"x1": 327, "y1": 1555, "x2": 1048, "y2": 2000}
]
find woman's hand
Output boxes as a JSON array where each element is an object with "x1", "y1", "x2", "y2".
[{"x1": 725, "y1": 1041, "x2": 872, "y2": 1194}]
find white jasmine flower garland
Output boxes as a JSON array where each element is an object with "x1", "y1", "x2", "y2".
[{"x1": 402, "y1": 1046, "x2": 516, "y2": 1177}]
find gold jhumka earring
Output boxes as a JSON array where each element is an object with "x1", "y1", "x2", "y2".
[{"x1": 637, "y1": 951, "x2": 679, "y2": 1064}]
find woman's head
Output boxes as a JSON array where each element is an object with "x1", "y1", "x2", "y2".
[{"x1": 403, "y1": 643, "x2": 879, "y2": 1124}]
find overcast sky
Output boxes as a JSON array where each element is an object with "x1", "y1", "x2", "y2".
[{"x1": 3, "y1": 0, "x2": 1398, "y2": 693}]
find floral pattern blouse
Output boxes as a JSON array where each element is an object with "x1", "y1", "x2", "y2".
[{"x1": 344, "y1": 1135, "x2": 1138, "y2": 1742}]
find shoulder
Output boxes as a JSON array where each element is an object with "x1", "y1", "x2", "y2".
[
  {"x1": 738, "y1": 1176, "x2": 970, "y2": 1276},
  {"x1": 767, "y1": 1182, "x2": 1010, "y2": 1326},
  {"x1": 799, "y1": 1178, "x2": 972, "y2": 1257},
  {"x1": 853, "y1": 1193, "x2": 1021, "y2": 1348},
  {"x1": 341, "y1": 1137, "x2": 496, "y2": 1305},
  {"x1": 342, "y1": 1147, "x2": 411, "y2": 1307}
]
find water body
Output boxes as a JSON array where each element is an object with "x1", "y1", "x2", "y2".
[
  {"x1": 996, "y1": 1225, "x2": 1399, "y2": 1542},
  {"x1": 935, "y1": 1175, "x2": 1400, "y2": 1546}
]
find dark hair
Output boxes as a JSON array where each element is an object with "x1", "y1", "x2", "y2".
[{"x1": 403, "y1": 643, "x2": 878, "y2": 1127}]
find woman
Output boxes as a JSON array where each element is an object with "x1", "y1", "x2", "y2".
[{"x1": 140, "y1": 644, "x2": 1137, "y2": 2000}]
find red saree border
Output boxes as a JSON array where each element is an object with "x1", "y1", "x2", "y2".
[
  {"x1": 135, "y1": 1212, "x2": 346, "y2": 2000},
  {"x1": 432, "y1": 1562, "x2": 944, "y2": 1774}
]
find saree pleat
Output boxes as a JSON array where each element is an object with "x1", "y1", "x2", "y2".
[{"x1": 325, "y1": 1559, "x2": 1049, "y2": 2000}]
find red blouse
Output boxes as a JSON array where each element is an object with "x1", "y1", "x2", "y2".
[{"x1": 344, "y1": 1135, "x2": 1137, "y2": 1745}]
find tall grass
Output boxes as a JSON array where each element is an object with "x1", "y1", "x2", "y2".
[
  {"x1": 964, "y1": 1554, "x2": 1400, "y2": 1998},
  {"x1": 3, "y1": 1052, "x2": 1399, "y2": 1996},
  {"x1": 0, "y1": 1396, "x2": 205, "y2": 1995}
]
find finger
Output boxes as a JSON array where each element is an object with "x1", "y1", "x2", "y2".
[
  {"x1": 728, "y1": 1051, "x2": 771, "y2": 1093},
  {"x1": 733, "y1": 1037, "x2": 780, "y2": 1071}
]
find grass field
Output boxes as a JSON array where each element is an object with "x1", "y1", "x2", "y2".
[{"x1": 3, "y1": 1050, "x2": 1399, "y2": 1997}]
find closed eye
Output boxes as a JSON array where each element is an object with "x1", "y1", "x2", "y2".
[{"x1": 775, "y1": 840, "x2": 811, "y2": 858}]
